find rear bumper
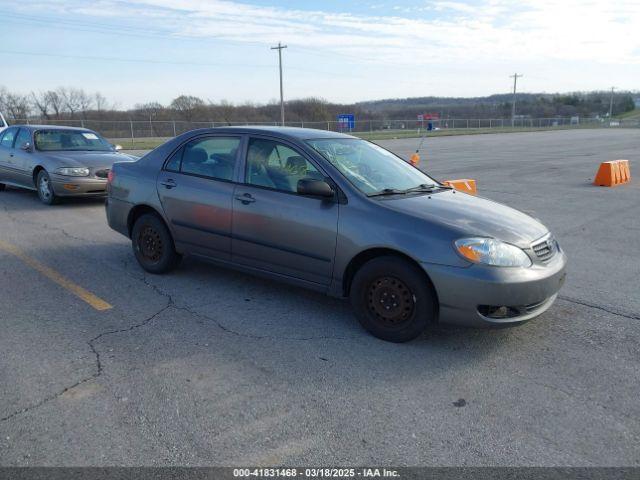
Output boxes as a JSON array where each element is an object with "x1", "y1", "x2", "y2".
[
  {"x1": 51, "y1": 176, "x2": 107, "y2": 197},
  {"x1": 105, "y1": 196, "x2": 132, "y2": 237},
  {"x1": 422, "y1": 250, "x2": 567, "y2": 328}
]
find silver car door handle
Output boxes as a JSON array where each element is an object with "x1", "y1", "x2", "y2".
[
  {"x1": 161, "y1": 179, "x2": 177, "y2": 189},
  {"x1": 235, "y1": 193, "x2": 256, "y2": 204}
]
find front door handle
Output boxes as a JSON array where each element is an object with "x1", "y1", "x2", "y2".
[
  {"x1": 235, "y1": 193, "x2": 256, "y2": 204},
  {"x1": 161, "y1": 179, "x2": 177, "y2": 189}
]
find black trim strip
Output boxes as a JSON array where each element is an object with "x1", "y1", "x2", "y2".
[
  {"x1": 171, "y1": 220, "x2": 331, "y2": 263},
  {"x1": 177, "y1": 239, "x2": 230, "y2": 256},
  {"x1": 233, "y1": 234, "x2": 331, "y2": 263},
  {"x1": 172, "y1": 220, "x2": 231, "y2": 238}
]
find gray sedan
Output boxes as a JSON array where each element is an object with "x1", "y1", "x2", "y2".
[
  {"x1": 0, "y1": 125, "x2": 137, "y2": 205},
  {"x1": 106, "y1": 126, "x2": 567, "y2": 342}
]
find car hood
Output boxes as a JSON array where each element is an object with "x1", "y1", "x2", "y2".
[
  {"x1": 43, "y1": 151, "x2": 138, "y2": 168},
  {"x1": 379, "y1": 190, "x2": 548, "y2": 247}
]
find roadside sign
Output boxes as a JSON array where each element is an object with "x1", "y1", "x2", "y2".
[{"x1": 337, "y1": 114, "x2": 355, "y2": 130}]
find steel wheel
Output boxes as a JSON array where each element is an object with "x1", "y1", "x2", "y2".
[
  {"x1": 137, "y1": 225, "x2": 164, "y2": 263},
  {"x1": 367, "y1": 276, "x2": 416, "y2": 328}
]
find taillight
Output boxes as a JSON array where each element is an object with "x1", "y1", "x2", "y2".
[{"x1": 107, "y1": 170, "x2": 115, "y2": 184}]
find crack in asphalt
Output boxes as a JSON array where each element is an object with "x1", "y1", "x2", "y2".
[
  {"x1": 559, "y1": 295, "x2": 640, "y2": 321},
  {"x1": 0, "y1": 301, "x2": 172, "y2": 423},
  {"x1": 0, "y1": 261, "x2": 352, "y2": 423},
  {"x1": 140, "y1": 271, "x2": 358, "y2": 341},
  {"x1": 1, "y1": 202, "x2": 93, "y2": 244}
]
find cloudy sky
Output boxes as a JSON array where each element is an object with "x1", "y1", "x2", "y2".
[{"x1": 1, "y1": 0, "x2": 639, "y2": 107}]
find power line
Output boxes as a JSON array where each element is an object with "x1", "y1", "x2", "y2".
[
  {"x1": 510, "y1": 73, "x2": 523, "y2": 126},
  {"x1": 3, "y1": 12, "x2": 382, "y2": 65},
  {"x1": 0, "y1": 49, "x2": 334, "y2": 76},
  {"x1": 271, "y1": 42, "x2": 288, "y2": 126}
]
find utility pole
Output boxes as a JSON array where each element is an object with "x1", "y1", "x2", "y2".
[
  {"x1": 510, "y1": 73, "x2": 523, "y2": 127},
  {"x1": 608, "y1": 86, "x2": 615, "y2": 120},
  {"x1": 271, "y1": 42, "x2": 288, "y2": 126}
]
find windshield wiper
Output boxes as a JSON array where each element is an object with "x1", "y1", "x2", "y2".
[
  {"x1": 368, "y1": 188, "x2": 407, "y2": 197},
  {"x1": 403, "y1": 183, "x2": 453, "y2": 193},
  {"x1": 368, "y1": 184, "x2": 452, "y2": 197}
]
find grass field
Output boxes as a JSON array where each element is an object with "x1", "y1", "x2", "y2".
[
  {"x1": 111, "y1": 123, "x2": 612, "y2": 150},
  {"x1": 617, "y1": 108, "x2": 640, "y2": 120}
]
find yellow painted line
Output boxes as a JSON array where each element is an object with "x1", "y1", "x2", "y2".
[{"x1": 0, "y1": 240, "x2": 112, "y2": 311}]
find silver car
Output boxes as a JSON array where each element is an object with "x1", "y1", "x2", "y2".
[
  {"x1": 0, "y1": 125, "x2": 137, "y2": 205},
  {"x1": 106, "y1": 127, "x2": 567, "y2": 342}
]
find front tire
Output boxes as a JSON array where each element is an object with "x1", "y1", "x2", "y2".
[
  {"x1": 36, "y1": 170, "x2": 58, "y2": 205},
  {"x1": 350, "y1": 256, "x2": 436, "y2": 342},
  {"x1": 0, "y1": 183, "x2": 6, "y2": 191},
  {"x1": 131, "y1": 213, "x2": 181, "y2": 274}
]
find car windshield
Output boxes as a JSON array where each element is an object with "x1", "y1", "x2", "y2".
[
  {"x1": 306, "y1": 138, "x2": 439, "y2": 196},
  {"x1": 34, "y1": 129, "x2": 113, "y2": 152}
]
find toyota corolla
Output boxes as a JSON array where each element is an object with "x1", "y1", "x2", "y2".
[{"x1": 106, "y1": 127, "x2": 567, "y2": 342}]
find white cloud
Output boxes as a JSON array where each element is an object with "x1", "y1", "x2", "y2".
[{"x1": 14, "y1": 0, "x2": 640, "y2": 66}]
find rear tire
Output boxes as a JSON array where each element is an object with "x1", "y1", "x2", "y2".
[
  {"x1": 350, "y1": 256, "x2": 436, "y2": 343},
  {"x1": 0, "y1": 183, "x2": 5, "y2": 191},
  {"x1": 36, "y1": 170, "x2": 58, "y2": 205},
  {"x1": 131, "y1": 213, "x2": 181, "y2": 274}
]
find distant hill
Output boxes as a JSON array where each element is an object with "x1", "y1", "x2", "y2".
[{"x1": 356, "y1": 92, "x2": 638, "y2": 119}]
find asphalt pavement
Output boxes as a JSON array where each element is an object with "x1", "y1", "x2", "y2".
[{"x1": 0, "y1": 128, "x2": 639, "y2": 466}]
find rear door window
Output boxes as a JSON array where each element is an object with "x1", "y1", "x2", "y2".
[
  {"x1": 165, "y1": 136, "x2": 240, "y2": 181},
  {"x1": 14, "y1": 128, "x2": 31, "y2": 149}
]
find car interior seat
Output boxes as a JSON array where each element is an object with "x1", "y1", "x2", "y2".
[{"x1": 182, "y1": 147, "x2": 209, "y2": 176}]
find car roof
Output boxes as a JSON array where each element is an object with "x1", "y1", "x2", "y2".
[
  {"x1": 9, "y1": 125, "x2": 94, "y2": 132},
  {"x1": 191, "y1": 126, "x2": 357, "y2": 141}
]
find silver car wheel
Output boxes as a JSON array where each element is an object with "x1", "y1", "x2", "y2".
[{"x1": 39, "y1": 175, "x2": 51, "y2": 201}]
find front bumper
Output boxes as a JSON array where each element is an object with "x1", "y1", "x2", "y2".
[
  {"x1": 422, "y1": 250, "x2": 567, "y2": 328},
  {"x1": 51, "y1": 176, "x2": 108, "y2": 197}
]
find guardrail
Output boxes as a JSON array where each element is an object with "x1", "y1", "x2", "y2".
[{"x1": 9, "y1": 117, "x2": 638, "y2": 145}]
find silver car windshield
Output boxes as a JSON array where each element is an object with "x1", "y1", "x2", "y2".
[
  {"x1": 306, "y1": 138, "x2": 438, "y2": 196},
  {"x1": 34, "y1": 130, "x2": 113, "y2": 152}
]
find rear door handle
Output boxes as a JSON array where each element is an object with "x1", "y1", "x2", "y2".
[
  {"x1": 235, "y1": 193, "x2": 256, "y2": 204},
  {"x1": 161, "y1": 179, "x2": 177, "y2": 189}
]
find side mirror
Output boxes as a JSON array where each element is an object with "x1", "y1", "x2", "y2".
[
  {"x1": 297, "y1": 178, "x2": 334, "y2": 198},
  {"x1": 114, "y1": 144, "x2": 123, "y2": 151},
  {"x1": 21, "y1": 142, "x2": 32, "y2": 152}
]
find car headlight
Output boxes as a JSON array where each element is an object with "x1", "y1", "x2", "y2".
[
  {"x1": 55, "y1": 167, "x2": 90, "y2": 177},
  {"x1": 455, "y1": 237, "x2": 532, "y2": 267}
]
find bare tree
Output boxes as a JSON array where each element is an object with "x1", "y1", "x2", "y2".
[
  {"x1": 3, "y1": 93, "x2": 31, "y2": 120},
  {"x1": 46, "y1": 90, "x2": 64, "y2": 118},
  {"x1": 60, "y1": 87, "x2": 82, "y2": 117},
  {"x1": 78, "y1": 89, "x2": 93, "y2": 118},
  {"x1": 0, "y1": 86, "x2": 8, "y2": 114},
  {"x1": 94, "y1": 92, "x2": 108, "y2": 112},
  {"x1": 170, "y1": 95, "x2": 205, "y2": 122},
  {"x1": 31, "y1": 91, "x2": 52, "y2": 120},
  {"x1": 135, "y1": 102, "x2": 165, "y2": 135}
]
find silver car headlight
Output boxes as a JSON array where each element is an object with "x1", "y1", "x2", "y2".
[
  {"x1": 55, "y1": 167, "x2": 90, "y2": 177},
  {"x1": 455, "y1": 237, "x2": 532, "y2": 267}
]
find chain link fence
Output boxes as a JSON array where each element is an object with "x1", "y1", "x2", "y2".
[{"x1": 10, "y1": 117, "x2": 638, "y2": 147}]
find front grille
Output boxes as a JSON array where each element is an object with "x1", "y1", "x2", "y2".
[
  {"x1": 95, "y1": 169, "x2": 110, "y2": 179},
  {"x1": 531, "y1": 235, "x2": 557, "y2": 263}
]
